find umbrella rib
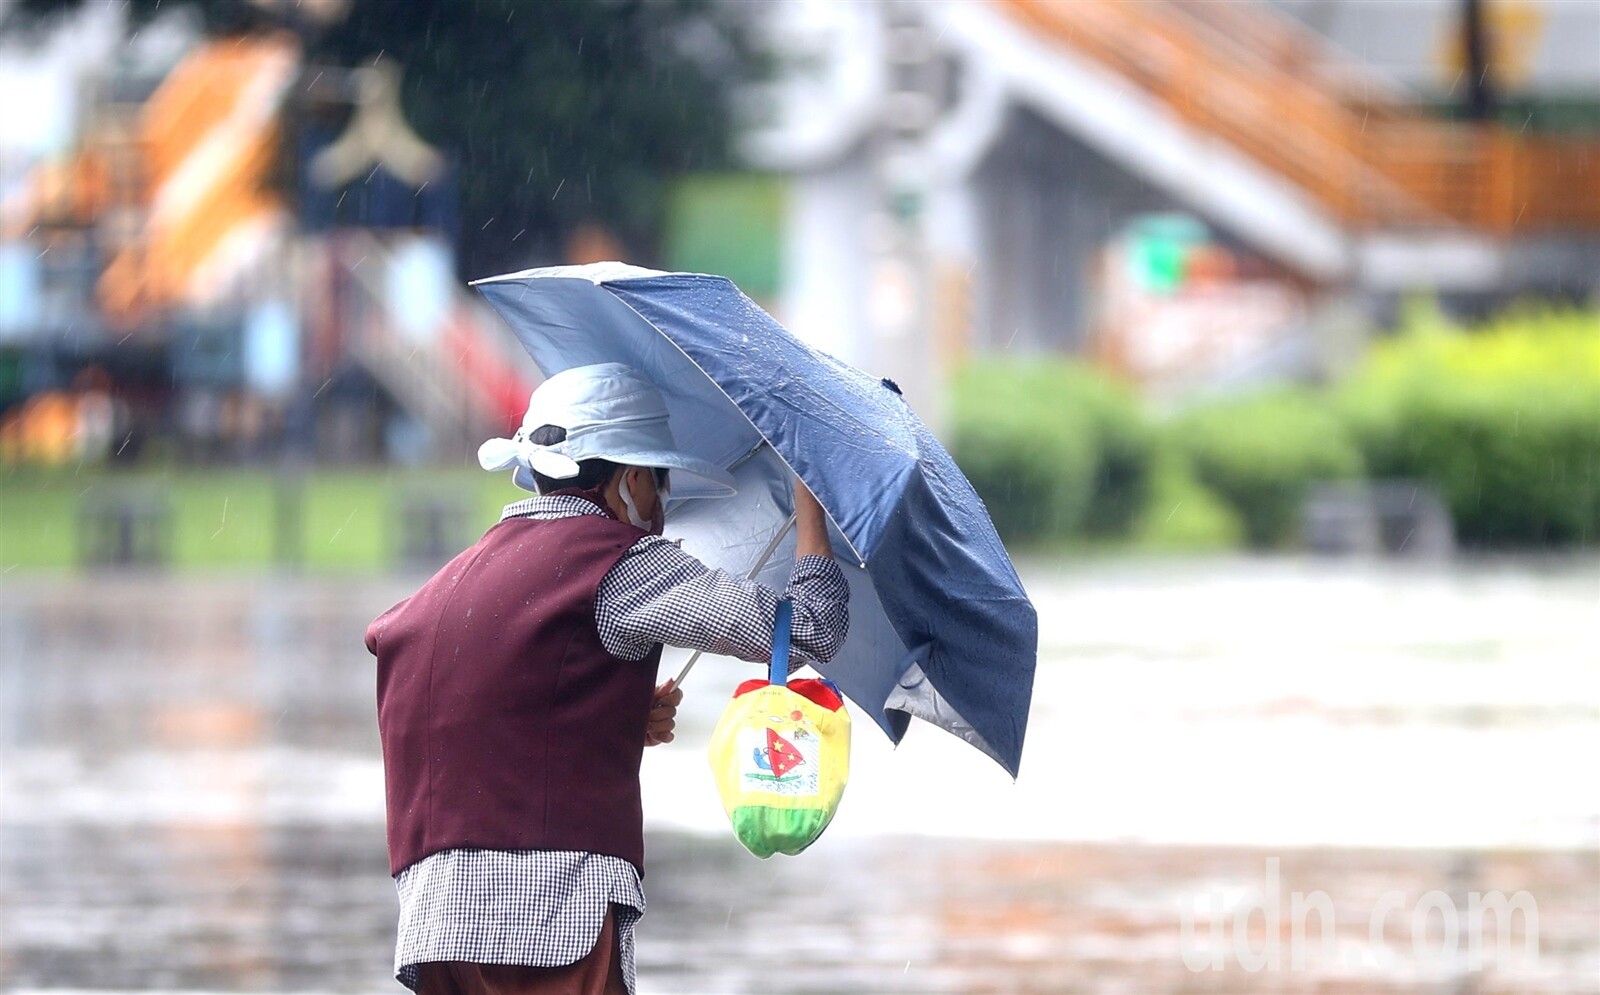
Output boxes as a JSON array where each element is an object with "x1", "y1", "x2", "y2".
[
  {"x1": 670, "y1": 512, "x2": 797, "y2": 689},
  {"x1": 727, "y1": 438, "x2": 769, "y2": 471}
]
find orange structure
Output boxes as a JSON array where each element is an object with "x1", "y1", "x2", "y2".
[
  {"x1": 97, "y1": 33, "x2": 301, "y2": 324},
  {"x1": 1001, "y1": 0, "x2": 1600, "y2": 235}
]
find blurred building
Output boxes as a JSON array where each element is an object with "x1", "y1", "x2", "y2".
[
  {"x1": 3, "y1": 0, "x2": 1596, "y2": 457},
  {"x1": 0, "y1": 5, "x2": 532, "y2": 466},
  {"x1": 742, "y1": 0, "x2": 1600, "y2": 399}
]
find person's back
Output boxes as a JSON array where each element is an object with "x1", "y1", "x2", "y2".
[{"x1": 367, "y1": 513, "x2": 659, "y2": 877}]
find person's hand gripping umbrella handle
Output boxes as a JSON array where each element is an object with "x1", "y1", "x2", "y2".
[{"x1": 671, "y1": 478, "x2": 831, "y2": 688}]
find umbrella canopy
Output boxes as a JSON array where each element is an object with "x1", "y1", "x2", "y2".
[{"x1": 473, "y1": 262, "x2": 1037, "y2": 777}]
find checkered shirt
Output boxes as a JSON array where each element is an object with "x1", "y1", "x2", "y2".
[{"x1": 393, "y1": 494, "x2": 849, "y2": 992}]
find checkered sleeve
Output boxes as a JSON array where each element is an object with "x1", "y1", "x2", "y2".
[{"x1": 595, "y1": 538, "x2": 850, "y2": 667}]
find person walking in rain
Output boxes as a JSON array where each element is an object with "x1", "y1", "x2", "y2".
[{"x1": 364, "y1": 363, "x2": 848, "y2": 995}]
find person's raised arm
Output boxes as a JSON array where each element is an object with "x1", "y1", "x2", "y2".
[
  {"x1": 597, "y1": 478, "x2": 849, "y2": 669},
  {"x1": 793, "y1": 479, "x2": 832, "y2": 561}
]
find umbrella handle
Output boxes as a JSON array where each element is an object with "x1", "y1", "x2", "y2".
[{"x1": 671, "y1": 512, "x2": 798, "y2": 688}]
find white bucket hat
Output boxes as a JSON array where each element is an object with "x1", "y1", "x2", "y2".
[{"x1": 478, "y1": 363, "x2": 738, "y2": 497}]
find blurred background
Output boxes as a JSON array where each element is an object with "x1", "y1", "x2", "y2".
[{"x1": 0, "y1": 0, "x2": 1595, "y2": 992}]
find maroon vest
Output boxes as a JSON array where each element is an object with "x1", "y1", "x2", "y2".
[{"x1": 364, "y1": 512, "x2": 662, "y2": 876}]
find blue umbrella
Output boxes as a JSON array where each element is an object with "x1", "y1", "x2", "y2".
[{"x1": 472, "y1": 262, "x2": 1037, "y2": 777}]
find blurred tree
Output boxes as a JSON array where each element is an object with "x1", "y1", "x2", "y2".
[{"x1": 9, "y1": 0, "x2": 762, "y2": 277}]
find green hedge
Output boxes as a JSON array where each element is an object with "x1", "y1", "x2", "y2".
[
  {"x1": 1075, "y1": 369, "x2": 1156, "y2": 536},
  {"x1": 949, "y1": 305, "x2": 1599, "y2": 552},
  {"x1": 1339, "y1": 304, "x2": 1600, "y2": 546},
  {"x1": 950, "y1": 364, "x2": 1366, "y2": 550},
  {"x1": 950, "y1": 360, "x2": 1152, "y2": 544},
  {"x1": 950, "y1": 364, "x2": 1095, "y2": 542},
  {"x1": 1168, "y1": 389, "x2": 1364, "y2": 548},
  {"x1": 1131, "y1": 443, "x2": 1244, "y2": 552}
]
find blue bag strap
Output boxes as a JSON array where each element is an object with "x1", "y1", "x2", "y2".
[{"x1": 768, "y1": 598, "x2": 794, "y2": 687}]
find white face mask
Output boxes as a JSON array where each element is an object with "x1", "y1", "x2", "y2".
[{"x1": 618, "y1": 472, "x2": 665, "y2": 535}]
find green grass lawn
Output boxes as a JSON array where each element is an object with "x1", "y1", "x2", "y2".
[{"x1": 0, "y1": 465, "x2": 521, "y2": 573}]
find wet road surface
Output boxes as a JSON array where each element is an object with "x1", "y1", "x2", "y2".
[{"x1": 1, "y1": 559, "x2": 1595, "y2": 993}]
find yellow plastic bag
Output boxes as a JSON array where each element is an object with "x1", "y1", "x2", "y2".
[{"x1": 706, "y1": 600, "x2": 850, "y2": 857}]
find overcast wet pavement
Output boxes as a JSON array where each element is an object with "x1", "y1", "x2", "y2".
[{"x1": 1, "y1": 559, "x2": 1596, "y2": 993}]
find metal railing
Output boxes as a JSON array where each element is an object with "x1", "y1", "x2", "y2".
[{"x1": 1003, "y1": 0, "x2": 1600, "y2": 233}]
